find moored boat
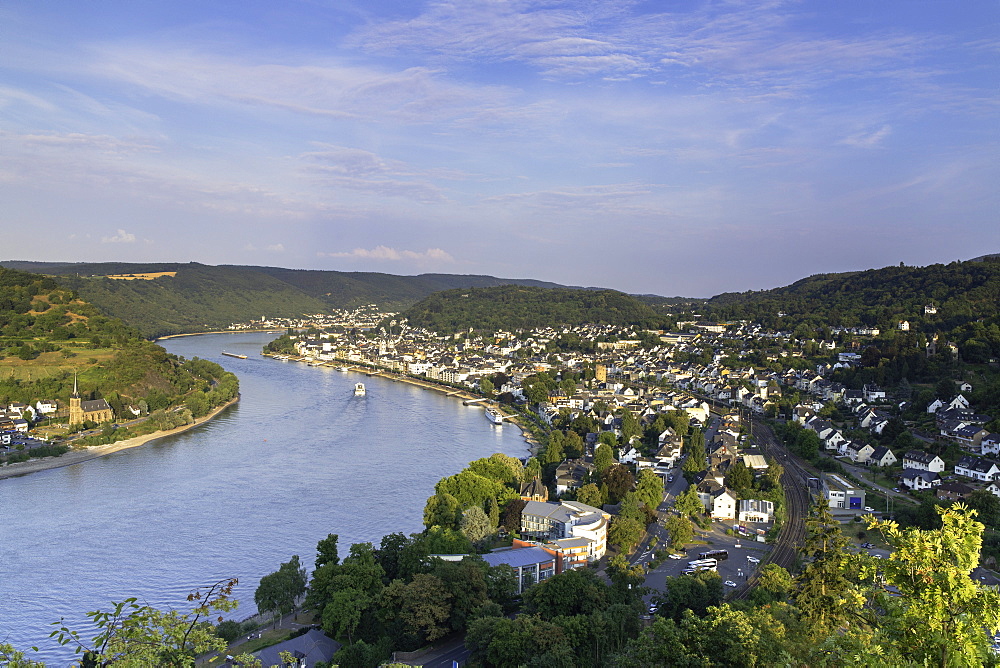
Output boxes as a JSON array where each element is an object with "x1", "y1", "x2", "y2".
[{"x1": 485, "y1": 407, "x2": 504, "y2": 425}]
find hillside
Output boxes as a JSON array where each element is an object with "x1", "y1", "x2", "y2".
[
  {"x1": 402, "y1": 285, "x2": 667, "y2": 333},
  {"x1": 0, "y1": 266, "x2": 238, "y2": 427},
  {"x1": 0, "y1": 262, "x2": 598, "y2": 337}
]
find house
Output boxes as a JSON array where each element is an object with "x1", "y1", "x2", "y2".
[
  {"x1": 696, "y1": 480, "x2": 737, "y2": 520},
  {"x1": 981, "y1": 433, "x2": 1000, "y2": 456},
  {"x1": 900, "y1": 450, "x2": 943, "y2": 472},
  {"x1": 738, "y1": 499, "x2": 774, "y2": 523},
  {"x1": 554, "y1": 459, "x2": 594, "y2": 495},
  {"x1": 936, "y1": 481, "x2": 975, "y2": 502},
  {"x1": 843, "y1": 441, "x2": 875, "y2": 464},
  {"x1": 869, "y1": 446, "x2": 897, "y2": 468},
  {"x1": 952, "y1": 424, "x2": 990, "y2": 450},
  {"x1": 252, "y1": 629, "x2": 339, "y2": 668},
  {"x1": 863, "y1": 384, "x2": 886, "y2": 403},
  {"x1": 821, "y1": 473, "x2": 866, "y2": 510},
  {"x1": 900, "y1": 468, "x2": 941, "y2": 491},
  {"x1": 954, "y1": 455, "x2": 1000, "y2": 483},
  {"x1": 481, "y1": 544, "x2": 559, "y2": 593},
  {"x1": 520, "y1": 476, "x2": 549, "y2": 503}
]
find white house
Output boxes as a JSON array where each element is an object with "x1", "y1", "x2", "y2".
[
  {"x1": 900, "y1": 468, "x2": 941, "y2": 491},
  {"x1": 902, "y1": 450, "x2": 945, "y2": 473},
  {"x1": 738, "y1": 499, "x2": 774, "y2": 523},
  {"x1": 954, "y1": 456, "x2": 1000, "y2": 483}
]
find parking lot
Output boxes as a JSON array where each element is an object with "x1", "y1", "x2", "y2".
[{"x1": 642, "y1": 521, "x2": 774, "y2": 605}]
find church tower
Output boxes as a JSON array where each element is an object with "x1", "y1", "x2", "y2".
[{"x1": 69, "y1": 371, "x2": 84, "y2": 426}]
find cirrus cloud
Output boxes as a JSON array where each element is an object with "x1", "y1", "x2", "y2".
[{"x1": 319, "y1": 246, "x2": 455, "y2": 263}]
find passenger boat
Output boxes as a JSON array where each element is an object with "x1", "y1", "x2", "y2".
[
  {"x1": 485, "y1": 407, "x2": 504, "y2": 425},
  {"x1": 354, "y1": 383, "x2": 366, "y2": 396}
]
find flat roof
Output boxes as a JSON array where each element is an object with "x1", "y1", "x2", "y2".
[{"x1": 481, "y1": 547, "x2": 555, "y2": 569}]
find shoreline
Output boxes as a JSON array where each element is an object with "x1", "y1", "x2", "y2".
[
  {"x1": 155, "y1": 329, "x2": 283, "y2": 341},
  {"x1": 0, "y1": 397, "x2": 239, "y2": 481},
  {"x1": 272, "y1": 355, "x2": 543, "y2": 455}
]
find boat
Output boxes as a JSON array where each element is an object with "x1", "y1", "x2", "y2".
[
  {"x1": 354, "y1": 383, "x2": 366, "y2": 396},
  {"x1": 485, "y1": 407, "x2": 504, "y2": 425},
  {"x1": 338, "y1": 366, "x2": 350, "y2": 372},
  {"x1": 221, "y1": 351, "x2": 248, "y2": 359}
]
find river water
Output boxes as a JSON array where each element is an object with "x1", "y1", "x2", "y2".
[{"x1": 0, "y1": 332, "x2": 529, "y2": 664}]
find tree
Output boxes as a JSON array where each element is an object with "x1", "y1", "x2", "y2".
[
  {"x1": 50, "y1": 579, "x2": 238, "y2": 667},
  {"x1": 381, "y1": 574, "x2": 452, "y2": 642},
  {"x1": 674, "y1": 485, "x2": 704, "y2": 519},
  {"x1": 479, "y1": 377, "x2": 495, "y2": 396},
  {"x1": 663, "y1": 514, "x2": 694, "y2": 549},
  {"x1": 751, "y1": 564, "x2": 793, "y2": 605},
  {"x1": 315, "y1": 533, "x2": 340, "y2": 569},
  {"x1": 861, "y1": 504, "x2": 1000, "y2": 665},
  {"x1": 500, "y1": 498, "x2": 526, "y2": 534},
  {"x1": 634, "y1": 468, "x2": 664, "y2": 510},
  {"x1": 461, "y1": 506, "x2": 493, "y2": 545},
  {"x1": 522, "y1": 568, "x2": 608, "y2": 620},
  {"x1": 792, "y1": 502, "x2": 861, "y2": 636},
  {"x1": 658, "y1": 571, "x2": 723, "y2": 621},
  {"x1": 602, "y1": 464, "x2": 634, "y2": 504},
  {"x1": 593, "y1": 442, "x2": 615, "y2": 474},
  {"x1": 724, "y1": 460, "x2": 754, "y2": 494},
  {"x1": 423, "y1": 492, "x2": 461, "y2": 530},
  {"x1": 576, "y1": 483, "x2": 604, "y2": 508},
  {"x1": 608, "y1": 516, "x2": 644, "y2": 551},
  {"x1": 254, "y1": 555, "x2": 307, "y2": 628}
]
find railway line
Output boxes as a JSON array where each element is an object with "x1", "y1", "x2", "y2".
[{"x1": 729, "y1": 415, "x2": 813, "y2": 601}]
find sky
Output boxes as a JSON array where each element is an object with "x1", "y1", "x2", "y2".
[{"x1": 2, "y1": 1, "x2": 997, "y2": 297}]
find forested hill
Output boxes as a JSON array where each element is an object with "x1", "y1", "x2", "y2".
[
  {"x1": 402, "y1": 286, "x2": 667, "y2": 333},
  {"x1": 0, "y1": 266, "x2": 237, "y2": 418},
  {"x1": 0, "y1": 262, "x2": 585, "y2": 337},
  {"x1": 704, "y1": 259, "x2": 1000, "y2": 333}
]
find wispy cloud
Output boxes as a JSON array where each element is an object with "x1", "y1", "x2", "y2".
[
  {"x1": 318, "y1": 246, "x2": 455, "y2": 263},
  {"x1": 102, "y1": 229, "x2": 136, "y2": 243}
]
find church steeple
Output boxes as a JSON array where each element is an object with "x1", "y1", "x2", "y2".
[{"x1": 69, "y1": 370, "x2": 83, "y2": 425}]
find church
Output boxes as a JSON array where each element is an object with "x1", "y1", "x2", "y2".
[{"x1": 68, "y1": 373, "x2": 114, "y2": 426}]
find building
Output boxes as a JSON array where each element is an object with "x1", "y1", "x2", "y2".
[
  {"x1": 481, "y1": 545, "x2": 559, "y2": 594},
  {"x1": 738, "y1": 499, "x2": 774, "y2": 523},
  {"x1": 519, "y1": 500, "x2": 610, "y2": 563},
  {"x1": 68, "y1": 374, "x2": 114, "y2": 426},
  {"x1": 901, "y1": 450, "x2": 945, "y2": 473},
  {"x1": 821, "y1": 473, "x2": 866, "y2": 510}
]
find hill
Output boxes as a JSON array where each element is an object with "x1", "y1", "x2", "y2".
[
  {"x1": 0, "y1": 266, "x2": 238, "y2": 440},
  {"x1": 401, "y1": 285, "x2": 667, "y2": 333},
  {"x1": 0, "y1": 261, "x2": 607, "y2": 337}
]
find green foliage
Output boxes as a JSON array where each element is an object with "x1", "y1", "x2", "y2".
[
  {"x1": 403, "y1": 285, "x2": 667, "y2": 334},
  {"x1": 664, "y1": 514, "x2": 695, "y2": 548},
  {"x1": 49, "y1": 578, "x2": 238, "y2": 667},
  {"x1": 657, "y1": 570, "x2": 724, "y2": 621},
  {"x1": 254, "y1": 556, "x2": 307, "y2": 626},
  {"x1": 522, "y1": 568, "x2": 609, "y2": 620},
  {"x1": 608, "y1": 516, "x2": 644, "y2": 551}
]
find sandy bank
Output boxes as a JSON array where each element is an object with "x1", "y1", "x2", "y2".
[{"x1": 0, "y1": 398, "x2": 239, "y2": 481}]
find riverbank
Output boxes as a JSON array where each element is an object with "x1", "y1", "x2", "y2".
[
  {"x1": 269, "y1": 354, "x2": 543, "y2": 455},
  {"x1": 0, "y1": 397, "x2": 239, "y2": 481},
  {"x1": 155, "y1": 329, "x2": 282, "y2": 341}
]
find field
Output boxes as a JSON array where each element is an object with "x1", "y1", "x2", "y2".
[
  {"x1": 0, "y1": 345, "x2": 117, "y2": 381},
  {"x1": 104, "y1": 272, "x2": 177, "y2": 280}
]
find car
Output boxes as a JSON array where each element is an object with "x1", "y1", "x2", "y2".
[
  {"x1": 747, "y1": 556, "x2": 760, "y2": 564},
  {"x1": 668, "y1": 553, "x2": 684, "y2": 560},
  {"x1": 648, "y1": 604, "x2": 658, "y2": 613},
  {"x1": 893, "y1": 488, "x2": 901, "y2": 493},
  {"x1": 724, "y1": 580, "x2": 737, "y2": 587},
  {"x1": 681, "y1": 569, "x2": 696, "y2": 575},
  {"x1": 864, "y1": 506, "x2": 874, "y2": 512},
  {"x1": 667, "y1": 475, "x2": 674, "y2": 482}
]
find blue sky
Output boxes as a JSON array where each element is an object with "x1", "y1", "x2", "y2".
[{"x1": 2, "y1": 1, "x2": 997, "y2": 297}]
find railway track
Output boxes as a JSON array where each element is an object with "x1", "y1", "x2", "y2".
[{"x1": 729, "y1": 416, "x2": 811, "y2": 601}]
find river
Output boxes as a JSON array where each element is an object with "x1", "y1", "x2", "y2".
[{"x1": 0, "y1": 332, "x2": 530, "y2": 664}]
